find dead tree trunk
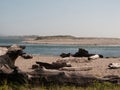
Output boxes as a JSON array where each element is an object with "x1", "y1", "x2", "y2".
[
  {"x1": 36, "y1": 61, "x2": 71, "y2": 69},
  {"x1": 28, "y1": 66, "x2": 120, "y2": 86}
]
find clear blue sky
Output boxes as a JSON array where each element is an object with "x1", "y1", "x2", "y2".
[{"x1": 0, "y1": 0, "x2": 120, "y2": 37}]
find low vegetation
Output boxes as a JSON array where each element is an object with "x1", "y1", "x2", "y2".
[
  {"x1": 35, "y1": 35, "x2": 76, "y2": 40},
  {"x1": 0, "y1": 81, "x2": 120, "y2": 90}
]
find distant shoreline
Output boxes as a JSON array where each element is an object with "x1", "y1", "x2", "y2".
[
  {"x1": 1, "y1": 35, "x2": 120, "y2": 45},
  {"x1": 23, "y1": 37, "x2": 120, "y2": 45}
]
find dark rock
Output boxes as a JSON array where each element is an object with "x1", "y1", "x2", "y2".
[
  {"x1": 60, "y1": 53, "x2": 71, "y2": 58},
  {"x1": 60, "y1": 48, "x2": 104, "y2": 59},
  {"x1": 22, "y1": 53, "x2": 33, "y2": 59},
  {"x1": 73, "y1": 48, "x2": 89, "y2": 57}
]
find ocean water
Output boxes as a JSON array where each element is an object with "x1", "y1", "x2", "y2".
[{"x1": 0, "y1": 37, "x2": 120, "y2": 57}]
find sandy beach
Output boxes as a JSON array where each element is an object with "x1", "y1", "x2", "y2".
[
  {"x1": 15, "y1": 55, "x2": 120, "y2": 78},
  {"x1": 14, "y1": 37, "x2": 120, "y2": 80}
]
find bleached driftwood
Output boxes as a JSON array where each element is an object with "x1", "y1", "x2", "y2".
[
  {"x1": 60, "y1": 66, "x2": 92, "y2": 71},
  {"x1": 88, "y1": 54, "x2": 103, "y2": 60},
  {"x1": 108, "y1": 63, "x2": 120, "y2": 69},
  {"x1": 0, "y1": 47, "x2": 8, "y2": 56},
  {"x1": 28, "y1": 66, "x2": 120, "y2": 86},
  {"x1": 28, "y1": 66, "x2": 97, "y2": 86},
  {"x1": 0, "y1": 44, "x2": 31, "y2": 84},
  {"x1": 35, "y1": 66, "x2": 64, "y2": 75}
]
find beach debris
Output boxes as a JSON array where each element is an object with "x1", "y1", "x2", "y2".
[
  {"x1": 57, "y1": 57, "x2": 89, "y2": 63},
  {"x1": 0, "y1": 45, "x2": 24, "y2": 71},
  {"x1": 60, "y1": 53, "x2": 71, "y2": 58},
  {"x1": 103, "y1": 75, "x2": 120, "y2": 84},
  {"x1": 28, "y1": 66, "x2": 103, "y2": 86},
  {"x1": 108, "y1": 63, "x2": 120, "y2": 69},
  {"x1": 73, "y1": 48, "x2": 89, "y2": 57},
  {"x1": 35, "y1": 66, "x2": 63, "y2": 74},
  {"x1": 22, "y1": 53, "x2": 33, "y2": 59},
  {"x1": 88, "y1": 54, "x2": 103, "y2": 60},
  {"x1": 35, "y1": 61, "x2": 71, "y2": 69},
  {"x1": 60, "y1": 66, "x2": 92, "y2": 71},
  {"x1": 28, "y1": 65, "x2": 120, "y2": 86},
  {"x1": 0, "y1": 44, "x2": 32, "y2": 84},
  {"x1": 8, "y1": 44, "x2": 23, "y2": 51},
  {"x1": 28, "y1": 64, "x2": 120, "y2": 86},
  {"x1": 0, "y1": 68, "x2": 28, "y2": 85},
  {"x1": 59, "y1": 48, "x2": 89, "y2": 58},
  {"x1": 0, "y1": 44, "x2": 33, "y2": 73},
  {"x1": 0, "y1": 44, "x2": 26, "y2": 56},
  {"x1": 0, "y1": 47, "x2": 8, "y2": 56},
  {"x1": 60, "y1": 48, "x2": 103, "y2": 60}
]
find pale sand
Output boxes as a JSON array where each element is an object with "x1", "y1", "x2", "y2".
[{"x1": 15, "y1": 55, "x2": 120, "y2": 78}]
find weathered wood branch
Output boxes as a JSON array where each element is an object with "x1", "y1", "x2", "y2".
[
  {"x1": 28, "y1": 66, "x2": 96, "y2": 86},
  {"x1": 28, "y1": 66, "x2": 120, "y2": 86},
  {"x1": 36, "y1": 61, "x2": 71, "y2": 69},
  {"x1": 60, "y1": 66, "x2": 92, "y2": 71},
  {"x1": 108, "y1": 63, "x2": 120, "y2": 69}
]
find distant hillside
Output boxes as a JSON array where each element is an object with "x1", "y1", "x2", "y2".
[{"x1": 35, "y1": 35, "x2": 76, "y2": 40}]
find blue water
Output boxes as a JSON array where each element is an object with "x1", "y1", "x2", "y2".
[{"x1": 0, "y1": 37, "x2": 120, "y2": 57}]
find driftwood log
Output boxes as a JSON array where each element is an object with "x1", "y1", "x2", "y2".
[
  {"x1": 28, "y1": 66, "x2": 97, "y2": 86},
  {"x1": 0, "y1": 67, "x2": 28, "y2": 85},
  {"x1": 28, "y1": 66, "x2": 120, "y2": 86},
  {"x1": 108, "y1": 63, "x2": 120, "y2": 69},
  {"x1": 0, "y1": 44, "x2": 32, "y2": 85},
  {"x1": 60, "y1": 66, "x2": 92, "y2": 71},
  {"x1": 36, "y1": 61, "x2": 71, "y2": 69}
]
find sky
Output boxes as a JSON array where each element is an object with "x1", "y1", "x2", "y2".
[{"x1": 0, "y1": 0, "x2": 120, "y2": 37}]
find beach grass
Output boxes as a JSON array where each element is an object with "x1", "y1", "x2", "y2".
[{"x1": 0, "y1": 82, "x2": 120, "y2": 90}]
